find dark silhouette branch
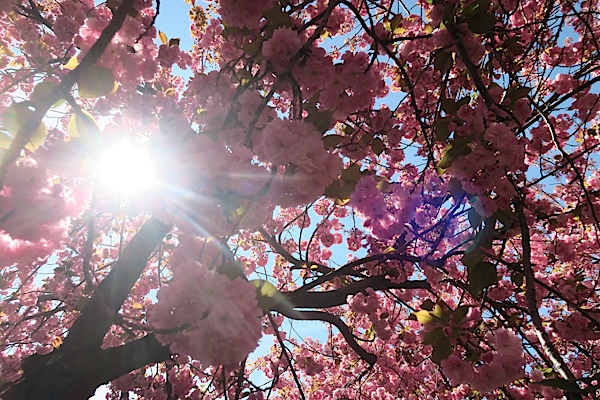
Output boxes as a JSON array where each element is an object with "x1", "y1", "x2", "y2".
[
  {"x1": 5, "y1": 217, "x2": 171, "y2": 399},
  {"x1": 276, "y1": 308, "x2": 377, "y2": 366},
  {"x1": 286, "y1": 276, "x2": 430, "y2": 309},
  {"x1": 2, "y1": 334, "x2": 171, "y2": 400},
  {"x1": 62, "y1": 217, "x2": 171, "y2": 351}
]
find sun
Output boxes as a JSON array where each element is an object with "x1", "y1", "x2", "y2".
[{"x1": 97, "y1": 142, "x2": 155, "y2": 196}]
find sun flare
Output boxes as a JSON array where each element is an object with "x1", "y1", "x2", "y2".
[{"x1": 97, "y1": 142, "x2": 155, "y2": 196}]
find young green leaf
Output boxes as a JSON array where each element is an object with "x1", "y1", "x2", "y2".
[{"x1": 78, "y1": 65, "x2": 117, "y2": 99}]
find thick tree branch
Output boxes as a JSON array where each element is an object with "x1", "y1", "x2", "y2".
[
  {"x1": 297, "y1": 253, "x2": 442, "y2": 293},
  {"x1": 62, "y1": 217, "x2": 171, "y2": 351},
  {"x1": 285, "y1": 277, "x2": 430, "y2": 309},
  {"x1": 276, "y1": 309, "x2": 377, "y2": 366},
  {"x1": 2, "y1": 334, "x2": 171, "y2": 400},
  {"x1": 8, "y1": 217, "x2": 171, "y2": 399},
  {"x1": 89, "y1": 334, "x2": 171, "y2": 389}
]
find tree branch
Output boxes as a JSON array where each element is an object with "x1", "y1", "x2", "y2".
[
  {"x1": 2, "y1": 334, "x2": 171, "y2": 400},
  {"x1": 0, "y1": 0, "x2": 135, "y2": 187},
  {"x1": 62, "y1": 217, "x2": 171, "y2": 351},
  {"x1": 516, "y1": 205, "x2": 582, "y2": 400},
  {"x1": 296, "y1": 253, "x2": 442, "y2": 293},
  {"x1": 285, "y1": 277, "x2": 430, "y2": 309},
  {"x1": 276, "y1": 309, "x2": 377, "y2": 366}
]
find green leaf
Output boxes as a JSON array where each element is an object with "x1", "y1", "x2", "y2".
[
  {"x1": 68, "y1": 109, "x2": 101, "y2": 143},
  {"x1": 456, "y1": 96, "x2": 471, "y2": 112},
  {"x1": 448, "y1": 177, "x2": 465, "y2": 201},
  {"x1": 431, "y1": 304, "x2": 444, "y2": 319},
  {"x1": 434, "y1": 50, "x2": 453, "y2": 75},
  {"x1": 442, "y1": 3, "x2": 456, "y2": 24},
  {"x1": 536, "y1": 378, "x2": 583, "y2": 394},
  {"x1": 436, "y1": 147, "x2": 455, "y2": 171},
  {"x1": 324, "y1": 180, "x2": 342, "y2": 199},
  {"x1": 1, "y1": 102, "x2": 47, "y2": 152},
  {"x1": 494, "y1": 208, "x2": 515, "y2": 228},
  {"x1": 431, "y1": 336, "x2": 452, "y2": 365},
  {"x1": 322, "y1": 134, "x2": 345, "y2": 149},
  {"x1": 423, "y1": 327, "x2": 445, "y2": 345},
  {"x1": 158, "y1": 31, "x2": 168, "y2": 44},
  {"x1": 221, "y1": 26, "x2": 241, "y2": 39},
  {"x1": 250, "y1": 279, "x2": 281, "y2": 311},
  {"x1": 0, "y1": 46, "x2": 16, "y2": 57},
  {"x1": 27, "y1": 124, "x2": 49, "y2": 151},
  {"x1": 358, "y1": 132, "x2": 374, "y2": 146},
  {"x1": 434, "y1": 117, "x2": 452, "y2": 142},
  {"x1": 241, "y1": 40, "x2": 261, "y2": 56},
  {"x1": 306, "y1": 109, "x2": 334, "y2": 134},
  {"x1": 78, "y1": 65, "x2": 117, "y2": 99},
  {"x1": 216, "y1": 261, "x2": 245, "y2": 280},
  {"x1": 468, "y1": 262, "x2": 498, "y2": 297},
  {"x1": 263, "y1": 6, "x2": 294, "y2": 38},
  {"x1": 31, "y1": 81, "x2": 65, "y2": 108},
  {"x1": 506, "y1": 85, "x2": 532, "y2": 106},
  {"x1": 463, "y1": 0, "x2": 491, "y2": 19},
  {"x1": 371, "y1": 137, "x2": 385, "y2": 155},
  {"x1": 511, "y1": 271, "x2": 524, "y2": 288},
  {"x1": 468, "y1": 208, "x2": 483, "y2": 229},
  {"x1": 507, "y1": 41, "x2": 524, "y2": 56},
  {"x1": 473, "y1": 217, "x2": 495, "y2": 249},
  {"x1": 441, "y1": 98, "x2": 458, "y2": 115},
  {"x1": 389, "y1": 15, "x2": 403, "y2": 32},
  {"x1": 453, "y1": 305, "x2": 470, "y2": 325},
  {"x1": 414, "y1": 310, "x2": 438, "y2": 325},
  {"x1": 437, "y1": 142, "x2": 472, "y2": 171},
  {"x1": 421, "y1": 299, "x2": 435, "y2": 311},
  {"x1": 366, "y1": 325, "x2": 376, "y2": 340},
  {"x1": 324, "y1": 179, "x2": 357, "y2": 204},
  {"x1": 467, "y1": 13, "x2": 496, "y2": 34},
  {"x1": 263, "y1": 6, "x2": 294, "y2": 28},
  {"x1": 376, "y1": 178, "x2": 392, "y2": 193},
  {"x1": 0, "y1": 130, "x2": 13, "y2": 150},
  {"x1": 341, "y1": 164, "x2": 362, "y2": 184},
  {"x1": 461, "y1": 246, "x2": 485, "y2": 268}
]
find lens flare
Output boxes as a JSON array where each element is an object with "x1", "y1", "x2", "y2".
[{"x1": 97, "y1": 142, "x2": 154, "y2": 196}]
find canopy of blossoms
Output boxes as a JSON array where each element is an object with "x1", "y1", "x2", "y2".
[{"x1": 0, "y1": 0, "x2": 599, "y2": 399}]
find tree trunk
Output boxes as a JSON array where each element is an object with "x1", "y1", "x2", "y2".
[{"x1": 2, "y1": 218, "x2": 172, "y2": 400}]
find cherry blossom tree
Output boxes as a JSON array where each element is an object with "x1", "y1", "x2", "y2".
[{"x1": 0, "y1": 0, "x2": 599, "y2": 398}]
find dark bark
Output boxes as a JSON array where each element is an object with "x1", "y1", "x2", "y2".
[
  {"x1": 285, "y1": 277, "x2": 430, "y2": 309},
  {"x1": 2, "y1": 217, "x2": 172, "y2": 400},
  {"x1": 61, "y1": 217, "x2": 171, "y2": 351},
  {"x1": 2, "y1": 334, "x2": 171, "y2": 400}
]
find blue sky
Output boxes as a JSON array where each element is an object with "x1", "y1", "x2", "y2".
[{"x1": 154, "y1": 1, "x2": 196, "y2": 52}]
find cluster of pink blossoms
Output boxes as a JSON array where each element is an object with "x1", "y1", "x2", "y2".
[
  {"x1": 256, "y1": 118, "x2": 343, "y2": 206},
  {"x1": 262, "y1": 27, "x2": 304, "y2": 72},
  {"x1": 148, "y1": 259, "x2": 263, "y2": 369},
  {"x1": 348, "y1": 289, "x2": 394, "y2": 340},
  {"x1": 350, "y1": 176, "x2": 414, "y2": 241},
  {"x1": 0, "y1": 158, "x2": 74, "y2": 268},
  {"x1": 441, "y1": 327, "x2": 525, "y2": 392},
  {"x1": 219, "y1": 0, "x2": 275, "y2": 30},
  {"x1": 448, "y1": 120, "x2": 526, "y2": 216}
]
